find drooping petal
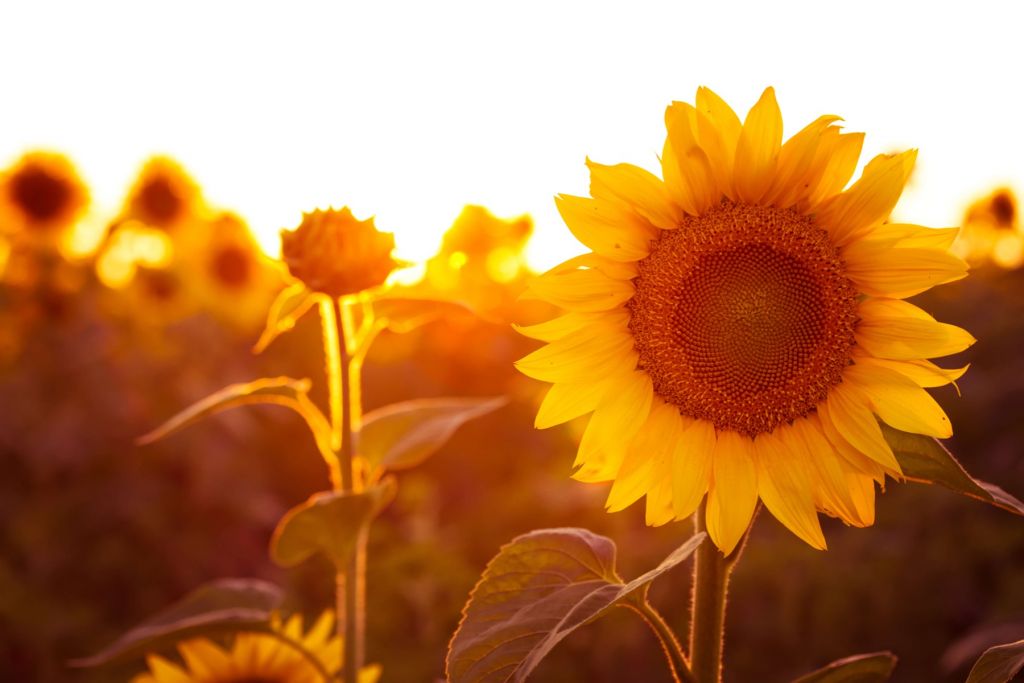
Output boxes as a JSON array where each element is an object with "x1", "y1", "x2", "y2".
[
  {"x1": 817, "y1": 399, "x2": 888, "y2": 484},
  {"x1": 607, "y1": 402, "x2": 680, "y2": 515},
  {"x1": 672, "y1": 416, "x2": 715, "y2": 519},
  {"x1": 587, "y1": 159, "x2": 681, "y2": 230},
  {"x1": 790, "y1": 415, "x2": 871, "y2": 527},
  {"x1": 853, "y1": 354, "x2": 968, "y2": 389},
  {"x1": 821, "y1": 382, "x2": 902, "y2": 474},
  {"x1": 734, "y1": 87, "x2": 783, "y2": 204},
  {"x1": 555, "y1": 194, "x2": 658, "y2": 262},
  {"x1": 706, "y1": 430, "x2": 759, "y2": 555},
  {"x1": 844, "y1": 362, "x2": 953, "y2": 438},
  {"x1": 755, "y1": 428, "x2": 827, "y2": 549},
  {"x1": 573, "y1": 370, "x2": 654, "y2": 482},
  {"x1": 842, "y1": 241, "x2": 968, "y2": 298},
  {"x1": 816, "y1": 150, "x2": 917, "y2": 246},
  {"x1": 856, "y1": 298, "x2": 976, "y2": 360}
]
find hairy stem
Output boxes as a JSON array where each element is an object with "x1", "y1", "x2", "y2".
[
  {"x1": 689, "y1": 507, "x2": 729, "y2": 683},
  {"x1": 629, "y1": 599, "x2": 695, "y2": 683}
]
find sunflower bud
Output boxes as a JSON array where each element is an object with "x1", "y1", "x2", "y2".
[{"x1": 280, "y1": 207, "x2": 397, "y2": 297}]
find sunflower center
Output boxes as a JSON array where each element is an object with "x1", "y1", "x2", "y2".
[
  {"x1": 10, "y1": 167, "x2": 71, "y2": 225},
  {"x1": 212, "y1": 245, "x2": 252, "y2": 288},
  {"x1": 137, "y1": 177, "x2": 182, "y2": 226},
  {"x1": 628, "y1": 201, "x2": 858, "y2": 437}
]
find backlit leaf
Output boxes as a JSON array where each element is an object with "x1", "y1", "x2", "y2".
[
  {"x1": 446, "y1": 527, "x2": 705, "y2": 683},
  {"x1": 966, "y1": 639, "x2": 1024, "y2": 683},
  {"x1": 72, "y1": 578, "x2": 282, "y2": 667},
  {"x1": 792, "y1": 651, "x2": 897, "y2": 682},
  {"x1": 373, "y1": 295, "x2": 479, "y2": 333},
  {"x1": 361, "y1": 396, "x2": 507, "y2": 471},
  {"x1": 270, "y1": 479, "x2": 397, "y2": 570},
  {"x1": 253, "y1": 282, "x2": 320, "y2": 353},
  {"x1": 881, "y1": 425, "x2": 1024, "y2": 515},
  {"x1": 137, "y1": 376, "x2": 331, "y2": 456}
]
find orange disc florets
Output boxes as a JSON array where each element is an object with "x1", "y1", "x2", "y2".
[{"x1": 628, "y1": 201, "x2": 858, "y2": 437}]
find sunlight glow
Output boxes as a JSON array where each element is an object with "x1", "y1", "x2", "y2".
[{"x1": 2, "y1": 2, "x2": 1021, "y2": 273}]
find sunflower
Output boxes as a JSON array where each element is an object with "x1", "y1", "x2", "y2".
[
  {"x1": 121, "y1": 156, "x2": 203, "y2": 234},
  {"x1": 131, "y1": 612, "x2": 382, "y2": 683},
  {"x1": 0, "y1": 151, "x2": 88, "y2": 244},
  {"x1": 516, "y1": 87, "x2": 972, "y2": 553}
]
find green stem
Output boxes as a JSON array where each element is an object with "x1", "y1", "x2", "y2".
[
  {"x1": 323, "y1": 296, "x2": 362, "y2": 682},
  {"x1": 689, "y1": 506, "x2": 730, "y2": 683},
  {"x1": 630, "y1": 599, "x2": 695, "y2": 683}
]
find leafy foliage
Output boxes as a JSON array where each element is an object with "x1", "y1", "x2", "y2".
[
  {"x1": 446, "y1": 527, "x2": 705, "y2": 683},
  {"x1": 966, "y1": 639, "x2": 1024, "y2": 683},
  {"x1": 361, "y1": 396, "x2": 507, "y2": 471},
  {"x1": 882, "y1": 425, "x2": 1024, "y2": 515},
  {"x1": 253, "y1": 282, "x2": 321, "y2": 353},
  {"x1": 792, "y1": 651, "x2": 897, "y2": 682},
  {"x1": 74, "y1": 579, "x2": 282, "y2": 667}
]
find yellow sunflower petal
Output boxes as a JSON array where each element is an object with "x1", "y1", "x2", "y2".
[
  {"x1": 664, "y1": 103, "x2": 720, "y2": 215},
  {"x1": 606, "y1": 402, "x2": 679, "y2": 512},
  {"x1": 587, "y1": 159, "x2": 680, "y2": 230},
  {"x1": 821, "y1": 382, "x2": 902, "y2": 474},
  {"x1": 845, "y1": 362, "x2": 953, "y2": 438},
  {"x1": 574, "y1": 370, "x2": 653, "y2": 482},
  {"x1": 853, "y1": 354, "x2": 968, "y2": 389},
  {"x1": 789, "y1": 415, "x2": 870, "y2": 527},
  {"x1": 179, "y1": 639, "x2": 233, "y2": 678},
  {"x1": 535, "y1": 381, "x2": 602, "y2": 429},
  {"x1": 805, "y1": 131, "x2": 865, "y2": 207},
  {"x1": 513, "y1": 309, "x2": 628, "y2": 343},
  {"x1": 764, "y1": 115, "x2": 842, "y2": 208},
  {"x1": 672, "y1": 417, "x2": 715, "y2": 520},
  {"x1": 842, "y1": 241, "x2": 968, "y2": 298},
  {"x1": 555, "y1": 194, "x2": 658, "y2": 262},
  {"x1": 544, "y1": 252, "x2": 639, "y2": 281},
  {"x1": 755, "y1": 428, "x2": 826, "y2": 550},
  {"x1": 817, "y1": 399, "x2": 888, "y2": 484},
  {"x1": 527, "y1": 262, "x2": 635, "y2": 312},
  {"x1": 861, "y1": 223, "x2": 960, "y2": 250},
  {"x1": 515, "y1": 324, "x2": 634, "y2": 383},
  {"x1": 734, "y1": 87, "x2": 783, "y2": 204},
  {"x1": 645, "y1": 471, "x2": 676, "y2": 526},
  {"x1": 696, "y1": 86, "x2": 742, "y2": 165},
  {"x1": 144, "y1": 654, "x2": 192, "y2": 683},
  {"x1": 816, "y1": 150, "x2": 917, "y2": 246},
  {"x1": 856, "y1": 298, "x2": 976, "y2": 360},
  {"x1": 707, "y1": 431, "x2": 759, "y2": 555}
]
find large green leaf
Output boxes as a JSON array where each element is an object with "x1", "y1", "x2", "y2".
[
  {"x1": 445, "y1": 528, "x2": 705, "y2": 683},
  {"x1": 72, "y1": 578, "x2": 282, "y2": 667},
  {"x1": 372, "y1": 295, "x2": 479, "y2": 333},
  {"x1": 881, "y1": 425, "x2": 1024, "y2": 515},
  {"x1": 792, "y1": 652, "x2": 897, "y2": 682},
  {"x1": 253, "y1": 282, "x2": 320, "y2": 353},
  {"x1": 967, "y1": 639, "x2": 1024, "y2": 683},
  {"x1": 270, "y1": 479, "x2": 397, "y2": 570},
  {"x1": 137, "y1": 376, "x2": 332, "y2": 456},
  {"x1": 360, "y1": 396, "x2": 506, "y2": 471}
]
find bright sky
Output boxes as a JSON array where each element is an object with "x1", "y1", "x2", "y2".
[{"x1": 1, "y1": 1, "x2": 1021, "y2": 270}]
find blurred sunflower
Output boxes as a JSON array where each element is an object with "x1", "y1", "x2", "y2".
[
  {"x1": 132, "y1": 612, "x2": 381, "y2": 683},
  {"x1": 281, "y1": 207, "x2": 398, "y2": 297},
  {"x1": 121, "y1": 156, "x2": 203, "y2": 235},
  {"x1": 517, "y1": 87, "x2": 972, "y2": 553},
  {"x1": 956, "y1": 187, "x2": 1021, "y2": 268},
  {"x1": 185, "y1": 212, "x2": 284, "y2": 328},
  {"x1": 0, "y1": 151, "x2": 88, "y2": 245}
]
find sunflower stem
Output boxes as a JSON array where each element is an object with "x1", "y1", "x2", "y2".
[
  {"x1": 630, "y1": 599, "x2": 695, "y2": 683},
  {"x1": 688, "y1": 506, "x2": 731, "y2": 683},
  {"x1": 323, "y1": 296, "x2": 363, "y2": 682}
]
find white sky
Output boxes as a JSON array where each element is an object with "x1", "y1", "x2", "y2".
[{"x1": 1, "y1": 1, "x2": 1021, "y2": 269}]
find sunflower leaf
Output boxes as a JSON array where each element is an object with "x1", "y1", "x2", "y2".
[
  {"x1": 445, "y1": 528, "x2": 705, "y2": 683},
  {"x1": 966, "y1": 639, "x2": 1024, "y2": 683},
  {"x1": 71, "y1": 578, "x2": 282, "y2": 667},
  {"x1": 361, "y1": 396, "x2": 507, "y2": 471},
  {"x1": 791, "y1": 651, "x2": 897, "y2": 682},
  {"x1": 270, "y1": 479, "x2": 397, "y2": 570},
  {"x1": 137, "y1": 377, "x2": 332, "y2": 457},
  {"x1": 372, "y1": 295, "x2": 479, "y2": 333},
  {"x1": 253, "y1": 282, "x2": 320, "y2": 353},
  {"x1": 881, "y1": 424, "x2": 1024, "y2": 516}
]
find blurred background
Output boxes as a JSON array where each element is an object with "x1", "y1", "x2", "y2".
[{"x1": 1, "y1": 2, "x2": 1023, "y2": 682}]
